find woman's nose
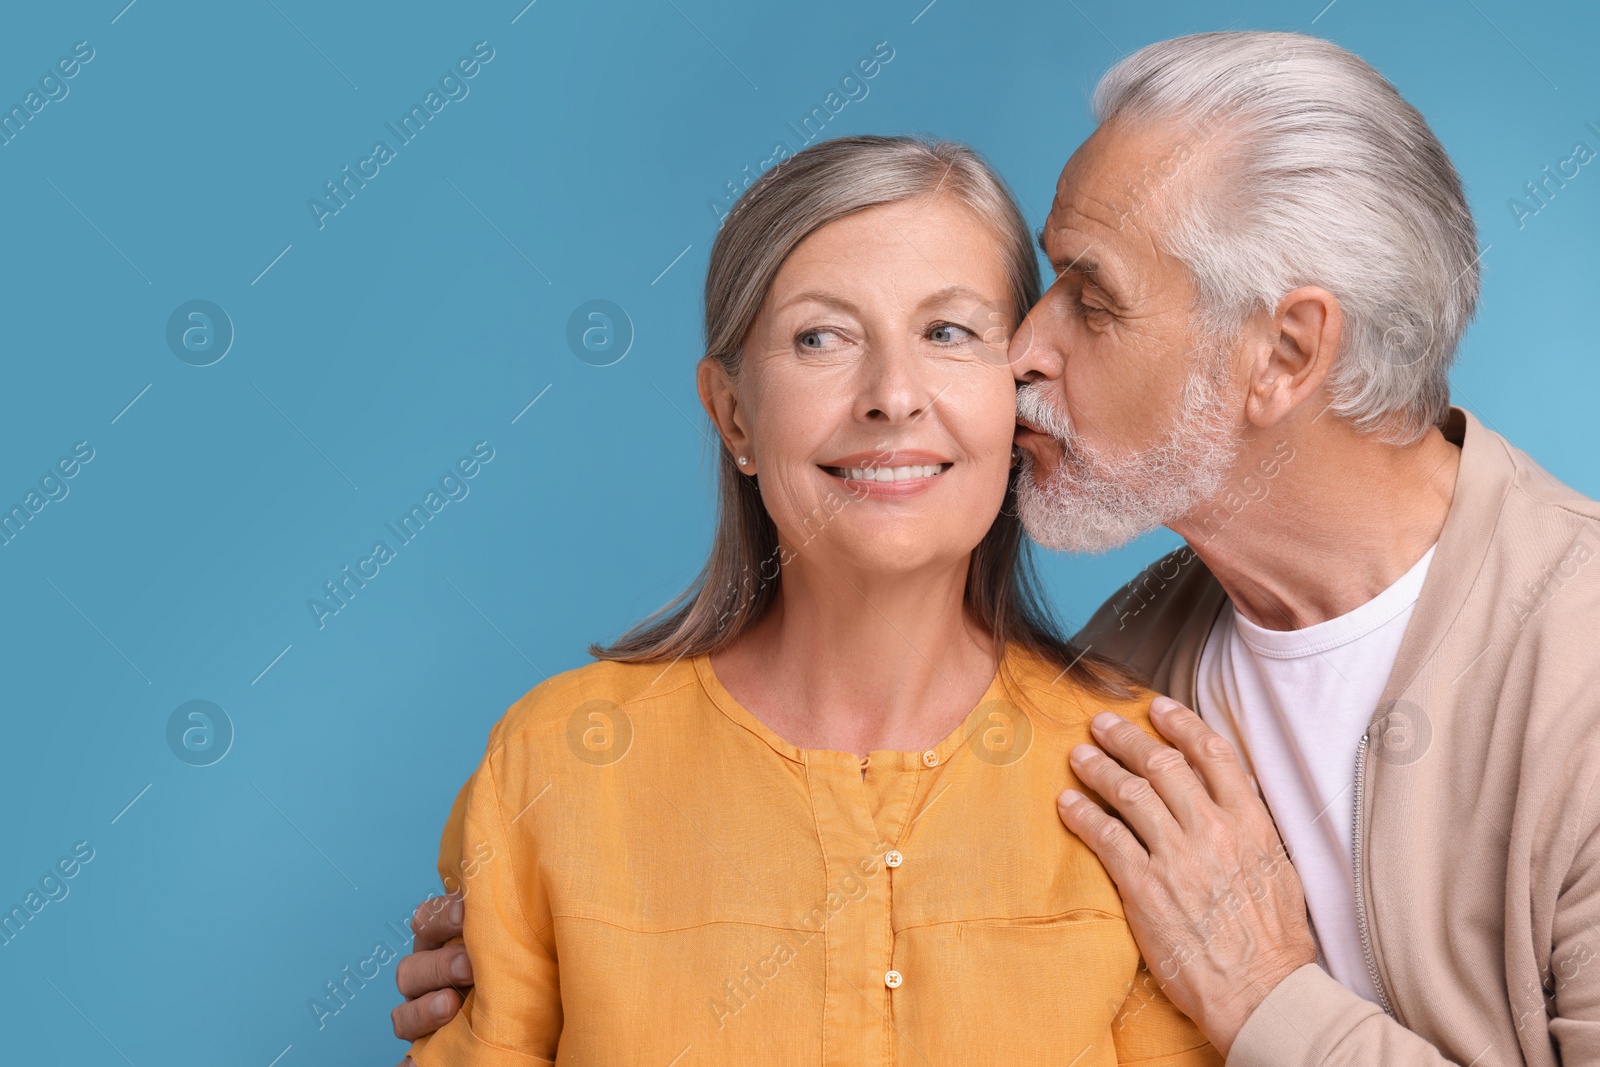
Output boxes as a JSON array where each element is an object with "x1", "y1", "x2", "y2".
[{"x1": 855, "y1": 341, "x2": 933, "y2": 424}]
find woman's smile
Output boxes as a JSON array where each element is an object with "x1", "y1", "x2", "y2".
[{"x1": 819, "y1": 449, "x2": 954, "y2": 499}]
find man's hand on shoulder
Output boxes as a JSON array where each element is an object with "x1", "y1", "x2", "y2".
[
  {"x1": 1056, "y1": 696, "x2": 1318, "y2": 1055},
  {"x1": 391, "y1": 892, "x2": 473, "y2": 1058}
]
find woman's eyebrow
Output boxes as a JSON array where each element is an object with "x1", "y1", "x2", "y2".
[
  {"x1": 776, "y1": 286, "x2": 992, "y2": 316},
  {"x1": 918, "y1": 284, "x2": 989, "y2": 310},
  {"x1": 776, "y1": 290, "x2": 863, "y2": 315}
]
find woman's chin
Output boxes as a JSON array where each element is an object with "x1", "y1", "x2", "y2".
[{"x1": 791, "y1": 531, "x2": 987, "y2": 580}]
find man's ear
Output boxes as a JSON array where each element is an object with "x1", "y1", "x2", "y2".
[
  {"x1": 696, "y1": 357, "x2": 755, "y2": 472},
  {"x1": 1244, "y1": 286, "x2": 1343, "y2": 429}
]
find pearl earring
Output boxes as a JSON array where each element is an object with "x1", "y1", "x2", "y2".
[{"x1": 737, "y1": 456, "x2": 749, "y2": 467}]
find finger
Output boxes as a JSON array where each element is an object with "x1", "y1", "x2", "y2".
[
  {"x1": 1147, "y1": 697, "x2": 1259, "y2": 810},
  {"x1": 1089, "y1": 711, "x2": 1213, "y2": 828},
  {"x1": 1069, "y1": 742, "x2": 1182, "y2": 850},
  {"x1": 410, "y1": 893, "x2": 463, "y2": 952},
  {"x1": 391, "y1": 988, "x2": 463, "y2": 1041},
  {"x1": 1056, "y1": 788, "x2": 1150, "y2": 886},
  {"x1": 396, "y1": 942, "x2": 473, "y2": 999}
]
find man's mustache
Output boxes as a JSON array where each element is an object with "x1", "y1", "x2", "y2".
[{"x1": 1015, "y1": 382, "x2": 1074, "y2": 443}]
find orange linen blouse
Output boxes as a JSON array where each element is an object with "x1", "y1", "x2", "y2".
[{"x1": 407, "y1": 646, "x2": 1220, "y2": 1067}]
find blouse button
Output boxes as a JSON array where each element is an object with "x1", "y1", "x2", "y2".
[
  {"x1": 921, "y1": 750, "x2": 939, "y2": 768},
  {"x1": 885, "y1": 850, "x2": 903, "y2": 868},
  {"x1": 884, "y1": 969, "x2": 903, "y2": 989}
]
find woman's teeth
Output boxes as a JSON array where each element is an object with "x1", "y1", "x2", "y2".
[{"x1": 833, "y1": 464, "x2": 945, "y2": 482}]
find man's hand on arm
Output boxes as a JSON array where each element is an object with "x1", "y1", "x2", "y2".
[
  {"x1": 391, "y1": 892, "x2": 474, "y2": 1063},
  {"x1": 1057, "y1": 696, "x2": 1319, "y2": 1056}
]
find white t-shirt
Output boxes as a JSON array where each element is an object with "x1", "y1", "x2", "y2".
[{"x1": 1194, "y1": 544, "x2": 1436, "y2": 1005}]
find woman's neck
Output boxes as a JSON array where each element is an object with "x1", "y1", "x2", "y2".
[{"x1": 710, "y1": 557, "x2": 998, "y2": 758}]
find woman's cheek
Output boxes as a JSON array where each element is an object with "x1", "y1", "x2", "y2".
[
  {"x1": 972, "y1": 448, "x2": 1014, "y2": 518},
  {"x1": 965, "y1": 382, "x2": 1023, "y2": 515},
  {"x1": 757, "y1": 464, "x2": 832, "y2": 552},
  {"x1": 961, "y1": 373, "x2": 1022, "y2": 464},
  {"x1": 754, "y1": 466, "x2": 801, "y2": 531}
]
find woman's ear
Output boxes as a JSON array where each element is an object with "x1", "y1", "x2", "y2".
[
  {"x1": 1244, "y1": 285, "x2": 1343, "y2": 429},
  {"x1": 697, "y1": 357, "x2": 756, "y2": 473}
]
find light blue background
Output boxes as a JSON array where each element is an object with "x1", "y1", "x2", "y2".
[{"x1": 0, "y1": 1, "x2": 1593, "y2": 1063}]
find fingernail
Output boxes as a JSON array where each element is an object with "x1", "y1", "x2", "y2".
[
  {"x1": 432, "y1": 991, "x2": 454, "y2": 1018},
  {"x1": 448, "y1": 899, "x2": 463, "y2": 926},
  {"x1": 1091, "y1": 712, "x2": 1121, "y2": 732},
  {"x1": 1069, "y1": 744, "x2": 1095, "y2": 765},
  {"x1": 450, "y1": 954, "x2": 472, "y2": 983},
  {"x1": 1150, "y1": 696, "x2": 1178, "y2": 716},
  {"x1": 1058, "y1": 789, "x2": 1084, "y2": 808}
]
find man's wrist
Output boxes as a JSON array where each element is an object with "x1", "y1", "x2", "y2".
[{"x1": 1200, "y1": 954, "x2": 1317, "y2": 1055}]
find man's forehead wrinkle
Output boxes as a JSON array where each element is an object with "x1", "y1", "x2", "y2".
[
  {"x1": 1079, "y1": 189, "x2": 1132, "y2": 232},
  {"x1": 1056, "y1": 118, "x2": 1213, "y2": 238},
  {"x1": 1042, "y1": 192, "x2": 1134, "y2": 263},
  {"x1": 1043, "y1": 134, "x2": 1192, "y2": 294},
  {"x1": 1039, "y1": 208, "x2": 1103, "y2": 275},
  {"x1": 1051, "y1": 162, "x2": 1083, "y2": 215}
]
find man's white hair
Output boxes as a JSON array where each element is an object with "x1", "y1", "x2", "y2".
[{"x1": 1093, "y1": 31, "x2": 1480, "y2": 444}]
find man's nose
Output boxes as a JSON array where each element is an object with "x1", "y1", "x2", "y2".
[{"x1": 1008, "y1": 300, "x2": 1064, "y2": 384}]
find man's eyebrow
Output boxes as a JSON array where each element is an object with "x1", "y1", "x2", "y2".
[{"x1": 1034, "y1": 229, "x2": 1100, "y2": 277}]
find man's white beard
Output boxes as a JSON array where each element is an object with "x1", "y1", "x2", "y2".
[{"x1": 1014, "y1": 343, "x2": 1241, "y2": 553}]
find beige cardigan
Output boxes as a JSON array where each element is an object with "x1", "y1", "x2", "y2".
[{"x1": 1075, "y1": 407, "x2": 1600, "y2": 1066}]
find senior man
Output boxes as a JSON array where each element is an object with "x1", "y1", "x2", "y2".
[{"x1": 393, "y1": 31, "x2": 1600, "y2": 1067}]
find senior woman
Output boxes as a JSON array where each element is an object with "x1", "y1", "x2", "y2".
[{"x1": 402, "y1": 136, "x2": 1219, "y2": 1066}]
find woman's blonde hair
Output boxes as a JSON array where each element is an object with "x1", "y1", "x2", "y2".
[{"x1": 593, "y1": 135, "x2": 1138, "y2": 700}]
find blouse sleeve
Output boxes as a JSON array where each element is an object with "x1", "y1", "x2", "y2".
[
  {"x1": 1111, "y1": 960, "x2": 1223, "y2": 1066},
  {"x1": 407, "y1": 725, "x2": 562, "y2": 1067}
]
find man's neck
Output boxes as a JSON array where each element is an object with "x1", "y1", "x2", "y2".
[{"x1": 1170, "y1": 420, "x2": 1462, "y2": 631}]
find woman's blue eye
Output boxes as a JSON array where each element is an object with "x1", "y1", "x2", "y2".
[
  {"x1": 930, "y1": 324, "x2": 968, "y2": 343},
  {"x1": 798, "y1": 330, "x2": 829, "y2": 349}
]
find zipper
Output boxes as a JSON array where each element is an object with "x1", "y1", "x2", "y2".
[{"x1": 1352, "y1": 733, "x2": 1395, "y2": 1017}]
